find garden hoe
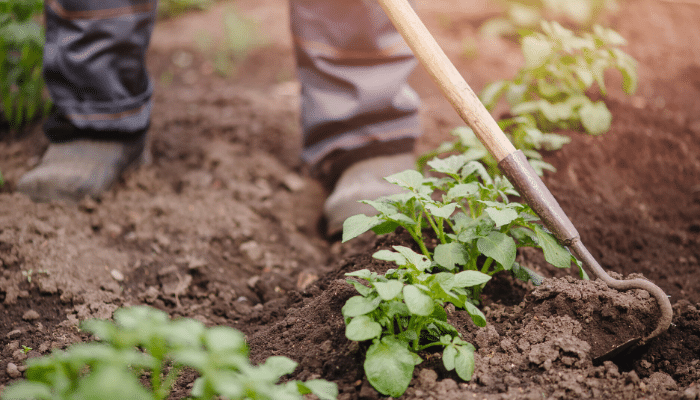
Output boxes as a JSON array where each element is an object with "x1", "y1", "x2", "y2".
[{"x1": 376, "y1": 0, "x2": 673, "y2": 361}]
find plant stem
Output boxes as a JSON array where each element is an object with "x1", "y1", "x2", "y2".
[{"x1": 481, "y1": 257, "x2": 494, "y2": 274}]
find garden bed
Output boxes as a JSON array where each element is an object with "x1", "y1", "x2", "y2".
[{"x1": 1, "y1": 0, "x2": 700, "y2": 398}]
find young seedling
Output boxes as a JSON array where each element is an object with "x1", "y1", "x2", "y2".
[
  {"x1": 2, "y1": 306, "x2": 338, "y2": 400},
  {"x1": 21, "y1": 269, "x2": 49, "y2": 284},
  {"x1": 342, "y1": 247, "x2": 486, "y2": 397},
  {"x1": 342, "y1": 156, "x2": 586, "y2": 396}
]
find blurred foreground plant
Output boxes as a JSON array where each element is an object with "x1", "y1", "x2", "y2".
[{"x1": 2, "y1": 306, "x2": 337, "y2": 400}]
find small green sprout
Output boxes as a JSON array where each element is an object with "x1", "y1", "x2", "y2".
[
  {"x1": 21, "y1": 269, "x2": 49, "y2": 284},
  {"x1": 21, "y1": 345, "x2": 32, "y2": 354}
]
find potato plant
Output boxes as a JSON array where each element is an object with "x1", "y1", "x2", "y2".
[
  {"x1": 341, "y1": 155, "x2": 586, "y2": 396},
  {"x1": 2, "y1": 306, "x2": 338, "y2": 400},
  {"x1": 425, "y1": 21, "x2": 638, "y2": 175},
  {"x1": 481, "y1": 21, "x2": 637, "y2": 136},
  {"x1": 481, "y1": 0, "x2": 619, "y2": 37}
]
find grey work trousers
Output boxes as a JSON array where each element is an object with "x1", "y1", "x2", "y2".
[{"x1": 43, "y1": 0, "x2": 421, "y2": 183}]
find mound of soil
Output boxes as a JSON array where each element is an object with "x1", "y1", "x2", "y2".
[{"x1": 2, "y1": 0, "x2": 700, "y2": 398}]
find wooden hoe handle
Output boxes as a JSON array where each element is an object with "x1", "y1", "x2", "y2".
[
  {"x1": 376, "y1": 0, "x2": 516, "y2": 162},
  {"x1": 376, "y1": 0, "x2": 673, "y2": 343}
]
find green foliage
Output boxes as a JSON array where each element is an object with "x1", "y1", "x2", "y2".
[
  {"x1": 158, "y1": 0, "x2": 212, "y2": 18},
  {"x1": 343, "y1": 257, "x2": 481, "y2": 396},
  {"x1": 424, "y1": 21, "x2": 637, "y2": 175},
  {"x1": 2, "y1": 306, "x2": 338, "y2": 400},
  {"x1": 342, "y1": 156, "x2": 584, "y2": 396},
  {"x1": 481, "y1": 0, "x2": 620, "y2": 37},
  {"x1": 0, "y1": 0, "x2": 51, "y2": 129},
  {"x1": 482, "y1": 21, "x2": 637, "y2": 135}
]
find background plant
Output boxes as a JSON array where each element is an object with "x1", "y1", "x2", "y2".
[
  {"x1": 423, "y1": 21, "x2": 637, "y2": 175},
  {"x1": 2, "y1": 306, "x2": 337, "y2": 400},
  {"x1": 481, "y1": 21, "x2": 637, "y2": 136},
  {"x1": 481, "y1": 0, "x2": 620, "y2": 37},
  {"x1": 341, "y1": 156, "x2": 587, "y2": 396},
  {"x1": 158, "y1": 0, "x2": 213, "y2": 18},
  {"x1": 0, "y1": 0, "x2": 51, "y2": 130}
]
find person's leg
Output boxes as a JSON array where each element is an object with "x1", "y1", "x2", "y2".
[
  {"x1": 18, "y1": 0, "x2": 157, "y2": 202},
  {"x1": 290, "y1": 0, "x2": 422, "y2": 234}
]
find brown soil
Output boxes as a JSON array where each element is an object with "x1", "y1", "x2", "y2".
[{"x1": 2, "y1": 0, "x2": 700, "y2": 398}]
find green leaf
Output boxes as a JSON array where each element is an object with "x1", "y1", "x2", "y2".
[
  {"x1": 1, "y1": 381, "x2": 53, "y2": 400},
  {"x1": 373, "y1": 280, "x2": 403, "y2": 300},
  {"x1": 347, "y1": 279, "x2": 373, "y2": 297},
  {"x1": 373, "y1": 249, "x2": 407, "y2": 266},
  {"x1": 464, "y1": 301, "x2": 487, "y2": 327},
  {"x1": 480, "y1": 80, "x2": 508, "y2": 110},
  {"x1": 346, "y1": 269, "x2": 373, "y2": 279},
  {"x1": 261, "y1": 356, "x2": 298, "y2": 377},
  {"x1": 386, "y1": 213, "x2": 418, "y2": 227},
  {"x1": 393, "y1": 246, "x2": 431, "y2": 271},
  {"x1": 579, "y1": 100, "x2": 612, "y2": 135},
  {"x1": 427, "y1": 155, "x2": 468, "y2": 175},
  {"x1": 424, "y1": 203, "x2": 458, "y2": 219},
  {"x1": 346, "y1": 315, "x2": 382, "y2": 341},
  {"x1": 534, "y1": 225, "x2": 571, "y2": 269},
  {"x1": 364, "y1": 337, "x2": 415, "y2": 397},
  {"x1": 433, "y1": 243, "x2": 468, "y2": 271},
  {"x1": 361, "y1": 199, "x2": 397, "y2": 215},
  {"x1": 299, "y1": 379, "x2": 339, "y2": 400},
  {"x1": 371, "y1": 220, "x2": 401, "y2": 235},
  {"x1": 446, "y1": 183, "x2": 479, "y2": 201},
  {"x1": 403, "y1": 285, "x2": 434, "y2": 316},
  {"x1": 573, "y1": 65, "x2": 594, "y2": 88},
  {"x1": 455, "y1": 345, "x2": 476, "y2": 381},
  {"x1": 342, "y1": 295, "x2": 381, "y2": 318},
  {"x1": 573, "y1": 256, "x2": 590, "y2": 280},
  {"x1": 172, "y1": 348, "x2": 208, "y2": 370},
  {"x1": 342, "y1": 214, "x2": 382, "y2": 243},
  {"x1": 522, "y1": 35, "x2": 552, "y2": 69},
  {"x1": 73, "y1": 366, "x2": 152, "y2": 400},
  {"x1": 384, "y1": 170, "x2": 424, "y2": 191},
  {"x1": 511, "y1": 262, "x2": 545, "y2": 285},
  {"x1": 453, "y1": 270, "x2": 491, "y2": 288},
  {"x1": 484, "y1": 207, "x2": 519, "y2": 228},
  {"x1": 204, "y1": 326, "x2": 247, "y2": 353},
  {"x1": 443, "y1": 345, "x2": 457, "y2": 371},
  {"x1": 477, "y1": 231, "x2": 516, "y2": 269}
]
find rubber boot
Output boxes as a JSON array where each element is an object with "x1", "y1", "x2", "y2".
[
  {"x1": 17, "y1": 136, "x2": 148, "y2": 203},
  {"x1": 324, "y1": 153, "x2": 415, "y2": 236}
]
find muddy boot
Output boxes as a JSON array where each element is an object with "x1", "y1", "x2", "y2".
[
  {"x1": 324, "y1": 153, "x2": 415, "y2": 236},
  {"x1": 17, "y1": 135, "x2": 148, "y2": 203}
]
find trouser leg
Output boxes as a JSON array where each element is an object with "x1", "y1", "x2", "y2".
[
  {"x1": 42, "y1": 0, "x2": 157, "y2": 142},
  {"x1": 290, "y1": 0, "x2": 421, "y2": 187}
]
